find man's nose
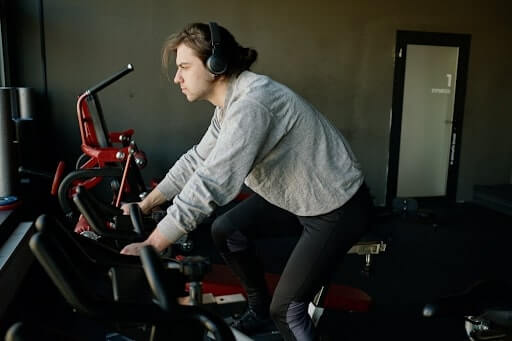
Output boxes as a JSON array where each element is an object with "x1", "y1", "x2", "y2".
[{"x1": 174, "y1": 70, "x2": 182, "y2": 84}]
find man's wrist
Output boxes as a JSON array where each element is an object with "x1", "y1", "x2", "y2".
[
  {"x1": 146, "y1": 227, "x2": 173, "y2": 252},
  {"x1": 138, "y1": 201, "x2": 150, "y2": 215}
]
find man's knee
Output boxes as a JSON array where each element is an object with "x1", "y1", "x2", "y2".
[
  {"x1": 211, "y1": 214, "x2": 230, "y2": 248},
  {"x1": 213, "y1": 215, "x2": 250, "y2": 253}
]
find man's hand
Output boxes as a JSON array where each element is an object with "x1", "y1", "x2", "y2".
[
  {"x1": 120, "y1": 228, "x2": 174, "y2": 256},
  {"x1": 120, "y1": 202, "x2": 134, "y2": 215},
  {"x1": 120, "y1": 188, "x2": 167, "y2": 216},
  {"x1": 120, "y1": 241, "x2": 147, "y2": 256},
  {"x1": 120, "y1": 202, "x2": 147, "y2": 215}
]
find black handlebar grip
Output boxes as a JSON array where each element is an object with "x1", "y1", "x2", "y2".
[
  {"x1": 73, "y1": 186, "x2": 109, "y2": 234},
  {"x1": 129, "y1": 203, "x2": 144, "y2": 235},
  {"x1": 140, "y1": 245, "x2": 172, "y2": 311},
  {"x1": 87, "y1": 64, "x2": 134, "y2": 95}
]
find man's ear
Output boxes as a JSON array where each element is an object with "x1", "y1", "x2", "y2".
[{"x1": 210, "y1": 73, "x2": 225, "y2": 82}]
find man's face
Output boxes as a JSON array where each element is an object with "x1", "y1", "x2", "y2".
[{"x1": 173, "y1": 44, "x2": 213, "y2": 102}]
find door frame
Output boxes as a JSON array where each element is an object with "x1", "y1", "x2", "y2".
[{"x1": 386, "y1": 30, "x2": 471, "y2": 206}]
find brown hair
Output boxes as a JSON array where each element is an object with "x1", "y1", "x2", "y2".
[{"x1": 162, "y1": 23, "x2": 258, "y2": 78}]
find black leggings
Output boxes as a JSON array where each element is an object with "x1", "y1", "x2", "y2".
[{"x1": 211, "y1": 184, "x2": 373, "y2": 341}]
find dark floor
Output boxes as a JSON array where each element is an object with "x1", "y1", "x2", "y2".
[
  {"x1": 319, "y1": 200, "x2": 512, "y2": 340},
  {"x1": 1, "y1": 199, "x2": 511, "y2": 340}
]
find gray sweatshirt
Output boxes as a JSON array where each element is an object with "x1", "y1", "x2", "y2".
[{"x1": 156, "y1": 71, "x2": 364, "y2": 243}]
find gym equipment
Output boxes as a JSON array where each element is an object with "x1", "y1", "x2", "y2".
[
  {"x1": 32, "y1": 214, "x2": 144, "y2": 271},
  {"x1": 198, "y1": 239, "x2": 387, "y2": 328},
  {"x1": 139, "y1": 245, "x2": 235, "y2": 340},
  {"x1": 347, "y1": 239, "x2": 387, "y2": 276},
  {"x1": 25, "y1": 202, "x2": 388, "y2": 340},
  {"x1": 54, "y1": 64, "x2": 148, "y2": 220},
  {"x1": 16, "y1": 87, "x2": 36, "y2": 120},
  {"x1": 13, "y1": 87, "x2": 41, "y2": 173},
  {"x1": 71, "y1": 184, "x2": 194, "y2": 253},
  {"x1": 72, "y1": 185, "x2": 149, "y2": 242},
  {"x1": 26, "y1": 213, "x2": 236, "y2": 340},
  {"x1": 306, "y1": 239, "x2": 386, "y2": 330},
  {"x1": 0, "y1": 88, "x2": 19, "y2": 209},
  {"x1": 5, "y1": 321, "x2": 73, "y2": 341},
  {"x1": 2, "y1": 86, "x2": 58, "y2": 212},
  {"x1": 423, "y1": 280, "x2": 512, "y2": 340}
]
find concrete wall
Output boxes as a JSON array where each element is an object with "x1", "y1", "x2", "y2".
[{"x1": 7, "y1": 0, "x2": 512, "y2": 205}]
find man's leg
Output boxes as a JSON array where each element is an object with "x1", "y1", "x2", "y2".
[
  {"x1": 270, "y1": 185, "x2": 373, "y2": 341},
  {"x1": 211, "y1": 194, "x2": 302, "y2": 329}
]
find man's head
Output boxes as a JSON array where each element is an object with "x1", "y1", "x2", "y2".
[{"x1": 162, "y1": 23, "x2": 257, "y2": 102}]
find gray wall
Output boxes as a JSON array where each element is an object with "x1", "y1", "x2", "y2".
[{"x1": 8, "y1": 0, "x2": 512, "y2": 205}]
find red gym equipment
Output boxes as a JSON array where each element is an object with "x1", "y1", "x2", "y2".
[{"x1": 53, "y1": 64, "x2": 149, "y2": 220}]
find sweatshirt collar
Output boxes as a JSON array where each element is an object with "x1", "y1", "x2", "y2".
[{"x1": 220, "y1": 72, "x2": 243, "y2": 110}]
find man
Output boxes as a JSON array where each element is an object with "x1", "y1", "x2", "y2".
[{"x1": 121, "y1": 22, "x2": 372, "y2": 341}]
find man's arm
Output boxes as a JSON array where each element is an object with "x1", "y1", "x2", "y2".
[
  {"x1": 121, "y1": 112, "x2": 221, "y2": 214},
  {"x1": 138, "y1": 187, "x2": 167, "y2": 214},
  {"x1": 120, "y1": 187, "x2": 167, "y2": 215},
  {"x1": 120, "y1": 113, "x2": 222, "y2": 255},
  {"x1": 121, "y1": 101, "x2": 272, "y2": 255},
  {"x1": 156, "y1": 111, "x2": 221, "y2": 200},
  {"x1": 156, "y1": 100, "x2": 273, "y2": 243}
]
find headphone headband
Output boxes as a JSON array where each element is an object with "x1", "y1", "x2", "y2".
[{"x1": 209, "y1": 22, "x2": 222, "y2": 51}]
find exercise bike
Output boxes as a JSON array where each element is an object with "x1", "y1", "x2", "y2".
[{"x1": 5, "y1": 213, "x2": 237, "y2": 341}]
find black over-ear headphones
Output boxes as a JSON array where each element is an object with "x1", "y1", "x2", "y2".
[{"x1": 206, "y1": 22, "x2": 228, "y2": 75}]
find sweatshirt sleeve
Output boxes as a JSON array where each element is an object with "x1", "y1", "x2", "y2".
[
  {"x1": 155, "y1": 111, "x2": 221, "y2": 201},
  {"x1": 156, "y1": 99, "x2": 272, "y2": 243}
]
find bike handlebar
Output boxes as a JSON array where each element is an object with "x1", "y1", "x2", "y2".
[{"x1": 86, "y1": 64, "x2": 134, "y2": 95}]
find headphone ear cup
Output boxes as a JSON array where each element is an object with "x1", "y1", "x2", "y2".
[{"x1": 207, "y1": 55, "x2": 227, "y2": 75}]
